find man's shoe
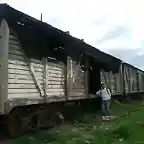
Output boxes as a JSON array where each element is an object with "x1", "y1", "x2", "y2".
[
  {"x1": 106, "y1": 116, "x2": 110, "y2": 120},
  {"x1": 102, "y1": 116, "x2": 106, "y2": 120}
]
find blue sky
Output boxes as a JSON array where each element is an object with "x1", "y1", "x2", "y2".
[{"x1": 1, "y1": 0, "x2": 144, "y2": 69}]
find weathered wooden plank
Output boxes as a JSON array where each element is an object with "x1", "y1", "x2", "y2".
[
  {"x1": 8, "y1": 88, "x2": 38, "y2": 93},
  {"x1": 8, "y1": 68, "x2": 31, "y2": 75},
  {"x1": 47, "y1": 67, "x2": 64, "y2": 72},
  {"x1": 9, "y1": 44, "x2": 21, "y2": 51},
  {"x1": 9, "y1": 48, "x2": 24, "y2": 56},
  {"x1": 8, "y1": 59, "x2": 28, "y2": 66},
  {"x1": 30, "y1": 58, "x2": 42, "y2": 64},
  {"x1": 33, "y1": 67, "x2": 43, "y2": 72},
  {"x1": 8, "y1": 84, "x2": 37, "y2": 89},
  {"x1": 0, "y1": 19, "x2": 9, "y2": 113},
  {"x1": 8, "y1": 70, "x2": 43, "y2": 80},
  {"x1": 73, "y1": 82, "x2": 84, "y2": 86},
  {"x1": 8, "y1": 73, "x2": 33, "y2": 80},
  {"x1": 33, "y1": 71, "x2": 43, "y2": 77},
  {"x1": 8, "y1": 93, "x2": 41, "y2": 98},
  {"x1": 8, "y1": 63, "x2": 29, "y2": 71},
  {"x1": 47, "y1": 70, "x2": 64, "y2": 75},
  {"x1": 9, "y1": 74, "x2": 43, "y2": 84},
  {"x1": 48, "y1": 61, "x2": 64, "y2": 68},
  {"x1": 47, "y1": 72, "x2": 64, "y2": 78},
  {"x1": 47, "y1": 84, "x2": 64, "y2": 89},
  {"x1": 46, "y1": 65, "x2": 64, "y2": 72},
  {"x1": 9, "y1": 34, "x2": 17, "y2": 40},
  {"x1": 8, "y1": 53, "x2": 25, "y2": 61},
  {"x1": 8, "y1": 79, "x2": 35, "y2": 84},
  {"x1": 84, "y1": 56, "x2": 89, "y2": 97},
  {"x1": 47, "y1": 73, "x2": 64, "y2": 78},
  {"x1": 70, "y1": 92, "x2": 85, "y2": 96},
  {"x1": 72, "y1": 85, "x2": 85, "y2": 89},
  {"x1": 31, "y1": 63, "x2": 44, "y2": 69},
  {"x1": 46, "y1": 92, "x2": 65, "y2": 96},
  {"x1": 46, "y1": 89, "x2": 64, "y2": 92},
  {"x1": 71, "y1": 89, "x2": 85, "y2": 92},
  {"x1": 9, "y1": 39, "x2": 20, "y2": 46},
  {"x1": 47, "y1": 80, "x2": 64, "y2": 85},
  {"x1": 46, "y1": 77, "x2": 64, "y2": 81}
]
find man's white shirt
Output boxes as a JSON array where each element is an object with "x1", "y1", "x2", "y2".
[{"x1": 96, "y1": 88, "x2": 111, "y2": 100}]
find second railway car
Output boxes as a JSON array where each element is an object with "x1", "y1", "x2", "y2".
[
  {"x1": 0, "y1": 4, "x2": 144, "y2": 137},
  {"x1": 101, "y1": 62, "x2": 144, "y2": 97}
]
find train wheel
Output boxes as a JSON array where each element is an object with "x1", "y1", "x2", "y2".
[
  {"x1": 7, "y1": 111, "x2": 23, "y2": 137},
  {"x1": 36, "y1": 106, "x2": 56, "y2": 129}
]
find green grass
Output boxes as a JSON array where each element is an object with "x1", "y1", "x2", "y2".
[{"x1": 8, "y1": 100, "x2": 144, "y2": 144}]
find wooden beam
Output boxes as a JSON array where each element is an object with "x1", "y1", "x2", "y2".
[
  {"x1": 64, "y1": 58, "x2": 68, "y2": 100},
  {"x1": 136, "y1": 71, "x2": 140, "y2": 92},
  {"x1": 84, "y1": 55, "x2": 89, "y2": 98},
  {"x1": 0, "y1": 19, "x2": 9, "y2": 114},
  {"x1": 43, "y1": 58, "x2": 47, "y2": 101},
  {"x1": 122, "y1": 63, "x2": 126, "y2": 95},
  {"x1": 67, "y1": 56, "x2": 73, "y2": 97},
  {"x1": 108, "y1": 71, "x2": 112, "y2": 91}
]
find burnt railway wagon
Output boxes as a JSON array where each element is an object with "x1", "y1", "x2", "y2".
[
  {"x1": 101, "y1": 62, "x2": 144, "y2": 97},
  {"x1": 0, "y1": 4, "x2": 144, "y2": 137}
]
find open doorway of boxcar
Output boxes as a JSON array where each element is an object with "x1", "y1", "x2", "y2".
[
  {"x1": 89, "y1": 59, "x2": 101, "y2": 95},
  {"x1": 84, "y1": 58, "x2": 102, "y2": 112}
]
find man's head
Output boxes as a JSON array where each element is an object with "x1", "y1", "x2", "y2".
[{"x1": 100, "y1": 82, "x2": 105, "y2": 89}]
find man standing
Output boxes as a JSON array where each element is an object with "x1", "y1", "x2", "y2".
[{"x1": 96, "y1": 82, "x2": 111, "y2": 120}]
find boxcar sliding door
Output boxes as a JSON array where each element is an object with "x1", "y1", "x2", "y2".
[{"x1": 67, "y1": 55, "x2": 86, "y2": 100}]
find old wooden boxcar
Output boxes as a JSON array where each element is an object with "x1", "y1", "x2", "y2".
[{"x1": 0, "y1": 4, "x2": 143, "y2": 137}]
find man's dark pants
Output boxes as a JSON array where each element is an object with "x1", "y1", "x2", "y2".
[{"x1": 102, "y1": 99, "x2": 110, "y2": 116}]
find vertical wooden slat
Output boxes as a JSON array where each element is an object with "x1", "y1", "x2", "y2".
[
  {"x1": 64, "y1": 58, "x2": 68, "y2": 100},
  {"x1": 122, "y1": 63, "x2": 126, "y2": 95},
  {"x1": 120, "y1": 64, "x2": 123, "y2": 95},
  {"x1": 128, "y1": 67, "x2": 131, "y2": 92},
  {"x1": 136, "y1": 71, "x2": 140, "y2": 92},
  {"x1": 0, "y1": 19, "x2": 9, "y2": 114},
  {"x1": 127, "y1": 67, "x2": 131, "y2": 93},
  {"x1": 84, "y1": 55, "x2": 89, "y2": 98},
  {"x1": 67, "y1": 56, "x2": 72, "y2": 96},
  {"x1": 114, "y1": 74, "x2": 117, "y2": 93},
  {"x1": 43, "y1": 58, "x2": 47, "y2": 101},
  {"x1": 109, "y1": 71, "x2": 112, "y2": 91}
]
